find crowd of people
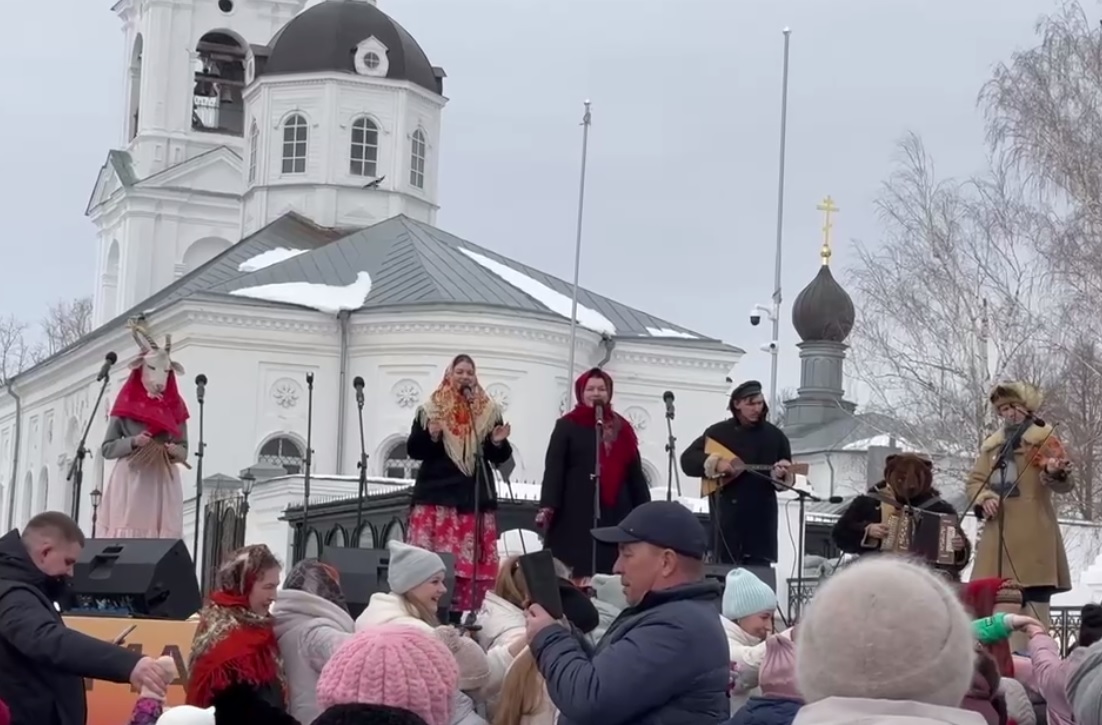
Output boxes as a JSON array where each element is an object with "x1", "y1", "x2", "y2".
[{"x1": 4, "y1": 503, "x2": 1102, "y2": 725}]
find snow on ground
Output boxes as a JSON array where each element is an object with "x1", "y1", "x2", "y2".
[
  {"x1": 459, "y1": 248, "x2": 617, "y2": 335},
  {"x1": 646, "y1": 327, "x2": 697, "y2": 339},
  {"x1": 229, "y1": 272, "x2": 373, "y2": 314},
  {"x1": 238, "y1": 247, "x2": 308, "y2": 272}
]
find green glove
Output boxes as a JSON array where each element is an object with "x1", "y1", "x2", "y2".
[{"x1": 973, "y1": 613, "x2": 1013, "y2": 644}]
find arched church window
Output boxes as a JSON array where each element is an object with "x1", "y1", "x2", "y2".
[
  {"x1": 350, "y1": 117, "x2": 379, "y2": 178},
  {"x1": 384, "y1": 442, "x2": 419, "y2": 480},
  {"x1": 409, "y1": 128, "x2": 426, "y2": 189},
  {"x1": 258, "y1": 436, "x2": 304, "y2": 474},
  {"x1": 248, "y1": 121, "x2": 259, "y2": 183},
  {"x1": 192, "y1": 32, "x2": 247, "y2": 136},
  {"x1": 282, "y1": 114, "x2": 308, "y2": 174}
]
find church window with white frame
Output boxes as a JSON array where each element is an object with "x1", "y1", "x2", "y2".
[
  {"x1": 281, "y1": 114, "x2": 308, "y2": 174},
  {"x1": 258, "y1": 436, "x2": 305, "y2": 474},
  {"x1": 384, "y1": 441, "x2": 420, "y2": 479},
  {"x1": 350, "y1": 117, "x2": 379, "y2": 177},
  {"x1": 409, "y1": 128, "x2": 426, "y2": 189},
  {"x1": 248, "y1": 121, "x2": 259, "y2": 183}
]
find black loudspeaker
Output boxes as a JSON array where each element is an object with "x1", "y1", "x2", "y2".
[
  {"x1": 320, "y1": 547, "x2": 456, "y2": 620},
  {"x1": 64, "y1": 538, "x2": 202, "y2": 620},
  {"x1": 704, "y1": 563, "x2": 777, "y2": 593}
]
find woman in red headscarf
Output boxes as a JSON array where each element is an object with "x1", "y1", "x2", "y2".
[
  {"x1": 538, "y1": 368, "x2": 651, "y2": 578},
  {"x1": 186, "y1": 544, "x2": 286, "y2": 711}
]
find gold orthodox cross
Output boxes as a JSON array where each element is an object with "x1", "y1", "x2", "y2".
[{"x1": 816, "y1": 195, "x2": 839, "y2": 265}]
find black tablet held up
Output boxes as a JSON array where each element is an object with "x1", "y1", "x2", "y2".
[{"x1": 518, "y1": 550, "x2": 564, "y2": 620}]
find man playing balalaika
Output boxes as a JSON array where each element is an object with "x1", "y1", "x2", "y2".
[{"x1": 680, "y1": 380, "x2": 794, "y2": 565}]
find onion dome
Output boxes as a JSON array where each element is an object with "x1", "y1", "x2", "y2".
[
  {"x1": 791, "y1": 196, "x2": 856, "y2": 343},
  {"x1": 262, "y1": 0, "x2": 442, "y2": 94}
]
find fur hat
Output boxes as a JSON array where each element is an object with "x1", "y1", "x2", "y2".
[
  {"x1": 434, "y1": 626, "x2": 491, "y2": 692},
  {"x1": 155, "y1": 706, "x2": 215, "y2": 725},
  {"x1": 884, "y1": 453, "x2": 934, "y2": 500},
  {"x1": 989, "y1": 382, "x2": 1042, "y2": 413},
  {"x1": 313, "y1": 703, "x2": 431, "y2": 725},
  {"x1": 796, "y1": 557, "x2": 975, "y2": 707},
  {"x1": 590, "y1": 574, "x2": 628, "y2": 612},
  {"x1": 318, "y1": 625, "x2": 458, "y2": 725}
]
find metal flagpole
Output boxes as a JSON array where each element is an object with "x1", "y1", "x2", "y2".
[
  {"x1": 768, "y1": 29, "x2": 792, "y2": 419},
  {"x1": 566, "y1": 100, "x2": 593, "y2": 384}
]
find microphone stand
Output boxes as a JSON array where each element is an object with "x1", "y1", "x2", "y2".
[
  {"x1": 69, "y1": 360, "x2": 115, "y2": 523},
  {"x1": 771, "y1": 472, "x2": 823, "y2": 623},
  {"x1": 460, "y1": 414, "x2": 487, "y2": 630},
  {"x1": 355, "y1": 387, "x2": 368, "y2": 535},
  {"x1": 663, "y1": 403, "x2": 681, "y2": 502},
  {"x1": 592, "y1": 406, "x2": 604, "y2": 577},
  {"x1": 193, "y1": 375, "x2": 207, "y2": 582},
  {"x1": 301, "y1": 372, "x2": 315, "y2": 561},
  {"x1": 994, "y1": 414, "x2": 1036, "y2": 580}
]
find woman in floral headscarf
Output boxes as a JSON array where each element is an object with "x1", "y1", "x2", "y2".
[
  {"x1": 186, "y1": 544, "x2": 286, "y2": 711},
  {"x1": 271, "y1": 559, "x2": 354, "y2": 725},
  {"x1": 406, "y1": 354, "x2": 512, "y2": 613}
]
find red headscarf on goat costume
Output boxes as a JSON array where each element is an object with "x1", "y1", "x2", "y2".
[
  {"x1": 186, "y1": 544, "x2": 285, "y2": 709},
  {"x1": 562, "y1": 368, "x2": 640, "y2": 508},
  {"x1": 109, "y1": 367, "x2": 189, "y2": 437},
  {"x1": 961, "y1": 577, "x2": 1021, "y2": 677}
]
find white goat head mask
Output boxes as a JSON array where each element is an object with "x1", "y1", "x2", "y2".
[{"x1": 128, "y1": 321, "x2": 184, "y2": 398}]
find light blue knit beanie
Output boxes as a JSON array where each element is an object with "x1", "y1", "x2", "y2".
[{"x1": 722, "y1": 568, "x2": 777, "y2": 621}]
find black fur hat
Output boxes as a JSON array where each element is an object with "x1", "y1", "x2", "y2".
[{"x1": 313, "y1": 703, "x2": 431, "y2": 725}]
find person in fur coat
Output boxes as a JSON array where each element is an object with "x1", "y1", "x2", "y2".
[{"x1": 831, "y1": 453, "x2": 970, "y2": 580}]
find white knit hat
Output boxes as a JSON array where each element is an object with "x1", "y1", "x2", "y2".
[
  {"x1": 796, "y1": 556, "x2": 975, "y2": 707},
  {"x1": 722, "y1": 568, "x2": 778, "y2": 621},
  {"x1": 387, "y1": 540, "x2": 446, "y2": 595}
]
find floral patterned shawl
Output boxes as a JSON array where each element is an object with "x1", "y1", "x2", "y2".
[{"x1": 418, "y1": 358, "x2": 501, "y2": 476}]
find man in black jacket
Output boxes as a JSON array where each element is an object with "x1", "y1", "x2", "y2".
[{"x1": 0, "y1": 511, "x2": 171, "y2": 725}]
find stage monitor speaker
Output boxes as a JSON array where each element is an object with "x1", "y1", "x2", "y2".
[
  {"x1": 64, "y1": 538, "x2": 201, "y2": 621},
  {"x1": 703, "y1": 563, "x2": 776, "y2": 593},
  {"x1": 320, "y1": 547, "x2": 456, "y2": 620}
]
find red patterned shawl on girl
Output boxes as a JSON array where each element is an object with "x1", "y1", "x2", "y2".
[
  {"x1": 562, "y1": 368, "x2": 639, "y2": 507},
  {"x1": 109, "y1": 368, "x2": 190, "y2": 437},
  {"x1": 419, "y1": 362, "x2": 500, "y2": 477},
  {"x1": 185, "y1": 545, "x2": 285, "y2": 709}
]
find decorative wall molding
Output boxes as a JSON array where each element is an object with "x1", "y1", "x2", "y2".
[
  {"x1": 623, "y1": 406, "x2": 651, "y2": 432},
  {"x1": 350, "y1": 319, "x2": 579, "y2": 348},
  {"x1": 486, "y1": 383, "x2": 511, "y2": 412},
  {"x1": 610, "y1": 349, "x2": 735, "y2": 372},
  {"x1": 391, "y1": 379, "x2": 422, "y2": 409},
  {"x1": 270, "y1": 378, "x2": 302, "y2": 409}
]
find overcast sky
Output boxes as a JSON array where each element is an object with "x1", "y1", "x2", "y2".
[{"x1": 0, "y1": 0, "x2": 1065, "y2": 399}]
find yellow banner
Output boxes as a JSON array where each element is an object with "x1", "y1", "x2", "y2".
[{"x1": 65, "y1": 616, "x2": 197, "y2": 725}]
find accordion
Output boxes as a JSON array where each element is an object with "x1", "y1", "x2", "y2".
[{"x1": 883, "y1": 509, "x2": 957, "y2": 566}]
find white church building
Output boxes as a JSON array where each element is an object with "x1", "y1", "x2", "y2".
[{"x1": 0, "y1": 0, "x2": 744, "y2": 563}]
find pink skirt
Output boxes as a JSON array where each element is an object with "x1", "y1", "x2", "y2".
[
  {"x1": 407, "y1": 504, "x2": 498, "y2": 611},
  {"x1": 97, "y1": 458, "x2": 184, "y2": 539}
]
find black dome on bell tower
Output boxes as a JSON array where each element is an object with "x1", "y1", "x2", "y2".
[{"x1": 791, "y1": 196, "x2": 855, "y2": 343}]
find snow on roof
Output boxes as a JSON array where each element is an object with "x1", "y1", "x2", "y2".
[
  {"x1": 458, "y1": 247, "x2": 617, "y2": 335},
  {"x1": 229, "y1": 271, "x2": 373, "y2": 314},
  {"x1": 238, "y1": 247, "x2": 309, "y2": 272},
  {"x1": 841, "y1": 434, "x2": 919, "y2": 451},
  {"x1": 646, "y1": 327, "x2": 698, "y2": 339}
]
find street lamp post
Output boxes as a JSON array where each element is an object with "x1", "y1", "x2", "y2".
[{"x1": 89, "y1": 488, "x2": 103, "y2": 537}]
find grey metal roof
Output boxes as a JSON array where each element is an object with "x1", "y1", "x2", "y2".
[
  {"x1": 204, "y1": 215, "x2": 718, "y2": 340},
  {"x1": 7, "y1": 213, "x2": 345, "y2": 383},
  {"x1": 784, "y1": 411, "x2": 916, "y2": 455}
]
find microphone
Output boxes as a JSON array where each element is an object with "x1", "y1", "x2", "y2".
[
  {"x1": 195, "y1": 374, "x2": 207, "y2": 403},
  {"x1": 662, "y1": 390, "x2": 675, "y2": 419},
  {"x1": 353, "y1": 375, "x2": 365, "y2": 407},
  {"x1": 594, "y1": 403, "x2": 605, "y2": 426},
  {"x1": 461, "y1": 385, "x2": 475, "y2": 403},
  {"x1": 96, "y1": 352, "x2": 117, "y2": 382},
  {"x1": 826, "y1": 495, "x2": 844, "y2": 504},
  {"x1": 1026, "y1": 411, "x2": 1046, "y2": 427}
]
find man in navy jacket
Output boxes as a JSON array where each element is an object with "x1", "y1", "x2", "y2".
[{"x1": 526, "y1": 501, "x2": 731, "y2": 725}]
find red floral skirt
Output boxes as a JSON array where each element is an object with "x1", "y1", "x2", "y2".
[{"x1": 407, "y1": 504, "x2": 499, "y2": 611}]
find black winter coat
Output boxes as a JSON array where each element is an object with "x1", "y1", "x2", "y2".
[
  {"x1": 0, "y1": 529, "x2": 140, "y2": 725},
  {"x1": 540, "y1": 417, "x2": 651, "y2": 577},
  {"x1": 406, "y1": 415, "x2": 513, "y2": 513}
]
